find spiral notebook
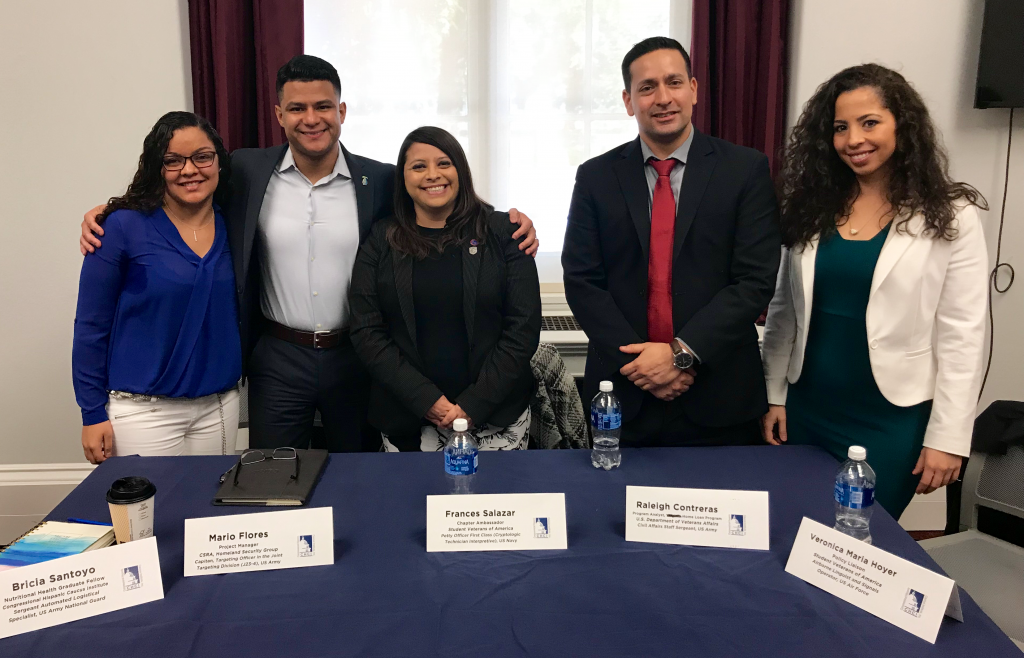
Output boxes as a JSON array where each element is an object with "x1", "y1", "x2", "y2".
[{"x1": 0, "y1": 521, "x2": 115, "y2": 571}]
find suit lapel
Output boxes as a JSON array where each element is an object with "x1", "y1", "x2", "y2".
[
  {"x1": 612, "y1": 138, "x2": 652, "y2": 263},
  {"x1": 798, "y1": 238, "x2": 818, "y2": 332},
  {"x1": 343, "y1": 144, "x2": 375, "y2": 242},
  {"x1": 870, "y1": 214, "x2": 920, "y2": 296},
  {"x1": 462, "y1": 237, "x2": 482, "y2": 347},
  {"x1": 392, "y1": 252, "x2": 418, "y2": 350},
  {"x1": 242, "y1": 143, "x2": 288, "y2": 280},
  {"x1": 673, "y1": 129, "x2": 716, "y2": 262}
]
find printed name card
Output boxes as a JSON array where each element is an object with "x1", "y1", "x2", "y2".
[
  {"x1": 1, "y1": 536, "x2": 163, "y2": 639},
  {"x1": 426, "y1": 493, "x2": 567, "y2": 552},
  {"x1": 625, "y1": 485, "x2": 770, "y2": 550},
  {"x1": 183, "y1": 507, "x2": 333, "y2": 576},
  {"x1": 785, "y1": 517, "x2": 962, "y2": 644}
]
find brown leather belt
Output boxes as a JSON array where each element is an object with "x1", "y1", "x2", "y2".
[{"x1": 266, "y1": 320, "x2": 347, "y2": 349}]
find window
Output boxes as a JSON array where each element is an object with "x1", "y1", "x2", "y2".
[{"x1": 305, "y1": 0, "x2": 691, "y2": 282}]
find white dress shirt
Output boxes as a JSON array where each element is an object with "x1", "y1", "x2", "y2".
[{"x1": 257, "y1": 144, "x2": 361, "y2": 332}]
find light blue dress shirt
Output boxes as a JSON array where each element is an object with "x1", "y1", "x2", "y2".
[{"x1": 257, "y1": 144, "x2": 361, "y2": 332}]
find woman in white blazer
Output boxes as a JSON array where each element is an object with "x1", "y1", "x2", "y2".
[{"x1": 761, "y1": 64, "x2": 989, "y2": 518}]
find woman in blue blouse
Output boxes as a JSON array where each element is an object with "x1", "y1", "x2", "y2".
[{"x1": 73, "y1": 112, "x2": 241, "y2": 463}]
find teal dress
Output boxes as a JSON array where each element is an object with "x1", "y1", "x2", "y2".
[{"x1": 786, "y1": 224, "x2": 932, "y2": 519}]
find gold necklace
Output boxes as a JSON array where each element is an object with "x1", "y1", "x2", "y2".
[
  {"x1": 846, "y1": 201, "x2": 891, "y2": 236},
  {"x1": 165, "y1": 206, "x2": 213, "y2": 242}
]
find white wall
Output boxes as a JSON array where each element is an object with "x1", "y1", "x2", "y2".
[
  {"x1": 788, "y1": 0, "x2": 1024, "y2": 413},
  {"x1": 0, "y1": 0, "x2": 193, "y2": 464}
]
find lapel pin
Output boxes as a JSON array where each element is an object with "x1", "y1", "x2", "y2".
[
  {"x1": 469, "y1": 239, "x2": 478, "y2": 255},
  {"x1": 361, "y1": 176, "x2": 368, "y2": 186}
]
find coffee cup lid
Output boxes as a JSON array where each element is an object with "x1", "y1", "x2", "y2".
[{"x1": 106, "y1": 476, "x2": 157, "y2": 505}]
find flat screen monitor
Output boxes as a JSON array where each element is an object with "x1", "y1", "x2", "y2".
[{"x1": 975, "y1": 0, "x2": 1024, "y2": 109}]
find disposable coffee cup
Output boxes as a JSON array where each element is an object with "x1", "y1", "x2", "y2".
[{"x1": 106, "y1": 477, "x2": 157, "y2": 544}]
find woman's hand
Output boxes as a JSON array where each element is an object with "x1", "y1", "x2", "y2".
[
  {"x1": 82, "y1": 421, "x2": 114, "y2": 463},
  {"x1": 762, "y1": 405, "x2": 787, "y2": 445},
  {"x1": 440, "y1": 404, "x2": 472, "y2": 430},
  {"x1": 912, "y1": 447, "x2": 962, "y2": 494},
  {"x1": 425, "y1": 396, "x2": 455, "y2": 427}
]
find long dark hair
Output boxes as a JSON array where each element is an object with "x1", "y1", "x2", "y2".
[
  {"x1": 777, "y1": 64, "x2": 986, "y2": 247},
  {"x1": 388, "y1": 126, "x2": 490, "y2": 259},
  {"x1": 98, "y1": 111, "x2": 231, "y2": 222}
]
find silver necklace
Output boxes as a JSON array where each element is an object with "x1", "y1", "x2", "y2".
[{"x1": 165, "y1": 206, "x2": 213, "y2": 242}]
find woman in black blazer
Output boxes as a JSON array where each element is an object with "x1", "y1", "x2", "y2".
[{"x1": 350, "y1": 126, "x2": 541, "y2": 452}]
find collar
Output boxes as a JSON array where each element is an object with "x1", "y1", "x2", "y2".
[
  {"x1": 278, "y1": 142, "x2": 351, "y2": 182},
  {"x1": 640, "y1": 125, "x2": 695, "y2": 165}
]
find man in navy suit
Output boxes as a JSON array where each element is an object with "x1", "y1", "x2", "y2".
[
  {"x1": 562, "y1": 37, "x2": 780, "y2": 447},
  {"x1": 82, "y1": 55, "x2": 538, "y2": 452}
]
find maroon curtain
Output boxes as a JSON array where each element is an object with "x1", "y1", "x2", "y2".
[
  {"x1": 188, "y1": 0, "x2": 303, "y2": 151},
  {"x1": 690, "y1": 0, "x2": 789, "y2": 175}
]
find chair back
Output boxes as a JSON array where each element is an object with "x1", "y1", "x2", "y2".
[
  {"x1": 960, "y1": 445, "x2": 1024, "y2": 531},
  {"x1": 529, "y1": 343, "x2": 588, "y2": 449}
]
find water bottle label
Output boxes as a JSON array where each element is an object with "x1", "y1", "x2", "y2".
[
  {"x1": 833, "y1": 482, "x2": 874, "y2": 509},
  {"x1": 445, "y1": 451, "x2": 478, "y2": 476},
  {"x1": 591, "y1": 410, "x2": 621, "y2": 430}
]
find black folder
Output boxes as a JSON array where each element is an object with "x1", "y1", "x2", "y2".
[{"x1": 213, "y1": 449, "x2": 329, "y2": 506}]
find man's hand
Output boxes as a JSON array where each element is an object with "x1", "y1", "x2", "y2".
[
  {"x1": 619, "y1": 342, "x2": 680, "y2": 389},
  {"x1": 508, "y1": 207, "x2": 539, "y2": 257},
  {"x1": 647, "y1": 368, "x2": 696, "y2": 401},
  {"x1": 82, "y1": 421, "x2": 114, "y2": 464},
  {"x1": 80, "y1": 204, "x2": 108, "y2": 255},
  {"x1": 912, "y1": 447, "x2": 963, "y2": 495},
  {"x1": 440, "y1": 403, "x2": 472, "y2": 430},
  {"x1": 762, "y1": 405, "x2": 787, "y2": 445},
  {"x1": 425, "y1": 396, "x2": 455, "y2": 427}
]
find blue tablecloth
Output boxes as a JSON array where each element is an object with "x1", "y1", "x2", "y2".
[{"x1": 3, "y1": 447, "x2": 1018, "y2": 657}]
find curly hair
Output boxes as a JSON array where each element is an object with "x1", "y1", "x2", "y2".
[
  {"x1": 98, "y1": 111, "x2": 231, "y2": 222},
  {"x1": 388, "y1": 126, "x2": 490, "y2": 260},
  {"x1": 777, "y1": 64, "x2": 986, "y2": 247}
]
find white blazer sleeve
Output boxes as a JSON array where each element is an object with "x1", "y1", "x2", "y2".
[
  {"x1": 922, "y1": 204, "x2": 989, "y2": 456},
  {"x1": 761, "y1": 245, "x2": 797, "y2": 406}
]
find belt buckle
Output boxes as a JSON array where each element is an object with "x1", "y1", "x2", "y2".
[{"x1": 313, "y1": 330, "x2": 330, "y2": 349}]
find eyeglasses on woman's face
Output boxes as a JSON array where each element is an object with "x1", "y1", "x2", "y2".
[{"x1": 162, "y1": 150, "x2": 217, "y2": 171}]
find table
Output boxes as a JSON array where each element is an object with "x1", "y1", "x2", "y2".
[{"x1": 3, "y1": 447, "x2": 1019, "y2": 657}]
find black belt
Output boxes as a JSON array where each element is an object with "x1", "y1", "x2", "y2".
[{"x1": 266, "y1": 320, "x2": 347, "y2": 349}]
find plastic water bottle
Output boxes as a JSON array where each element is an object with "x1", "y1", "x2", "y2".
[
  {"x1": 444, "y1": 418, "x2": 478, "y2": 494},
  {"x1": 834, "y1": 445, "x2": 876, "y2": 544},
  {"x1": 591, "y1": 381, "x2": 622, "y2": 470}
]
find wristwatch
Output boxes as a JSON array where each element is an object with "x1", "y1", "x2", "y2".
[{"x1": 670, "y1": 338, "x2": 695, "y2": 370}]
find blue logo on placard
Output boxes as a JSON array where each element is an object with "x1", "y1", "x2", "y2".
[
  {"x1": 298, "y1": 535, "x2": 314, "y2": 557},
  {"x1": 534, "y1": 518, "x2": 550, "y2": 538},
  {"x1": 902, "y1": 589, "x2": 926, "y2": 617},
  {"x1": 729, "y1": 514, "x2": 745, "y2": 536},
  {"x1": 122, "y1": 565, "x2": 142, "y2": 591}
]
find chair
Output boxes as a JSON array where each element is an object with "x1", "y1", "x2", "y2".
[
  {"x1": 529, "y1": 343, "x2": 589, "y2": 449},
  {"x1": 919, "y1": 446, "x2": 1024, "y2": 650}
]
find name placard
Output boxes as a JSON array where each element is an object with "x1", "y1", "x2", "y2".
[
  {"x1": 625, "y1": 485, "x2": 770, "y2": 550},
  {"x1": 183, "y1": 507, "x2": 333, "y2": 576},
  {"x1": 785, "y1": 517, "x2": 961, "y2": 644},
  {"x1": 426, "y1": 493, "x2": 567, "y2": 552},
  {"x1": 1, "y1": 536, "x2": 163, "y2": 639}
]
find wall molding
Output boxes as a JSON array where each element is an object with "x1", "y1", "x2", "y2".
[{"x1": 0, "y1": 463, "x2": 95, "y2": 486}]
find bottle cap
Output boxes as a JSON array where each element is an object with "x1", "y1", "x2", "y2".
[
  {"x1": 453, "y1": 419, "x2": 469, "y2": 432},
  {"x1": 599, "y1": 381, "x2": 613, "y2": 392},
  {"x1": 848, "y1": 446, "x2": 867, "y2": 461}
]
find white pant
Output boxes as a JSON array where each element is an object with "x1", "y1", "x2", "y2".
[{"x1": 107, "y1": 389, "x2": 239, "y2": 457}]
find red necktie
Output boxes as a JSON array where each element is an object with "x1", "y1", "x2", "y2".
[{"x1": 647, "y1": 157, "x2": 676, "y2": 343}]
